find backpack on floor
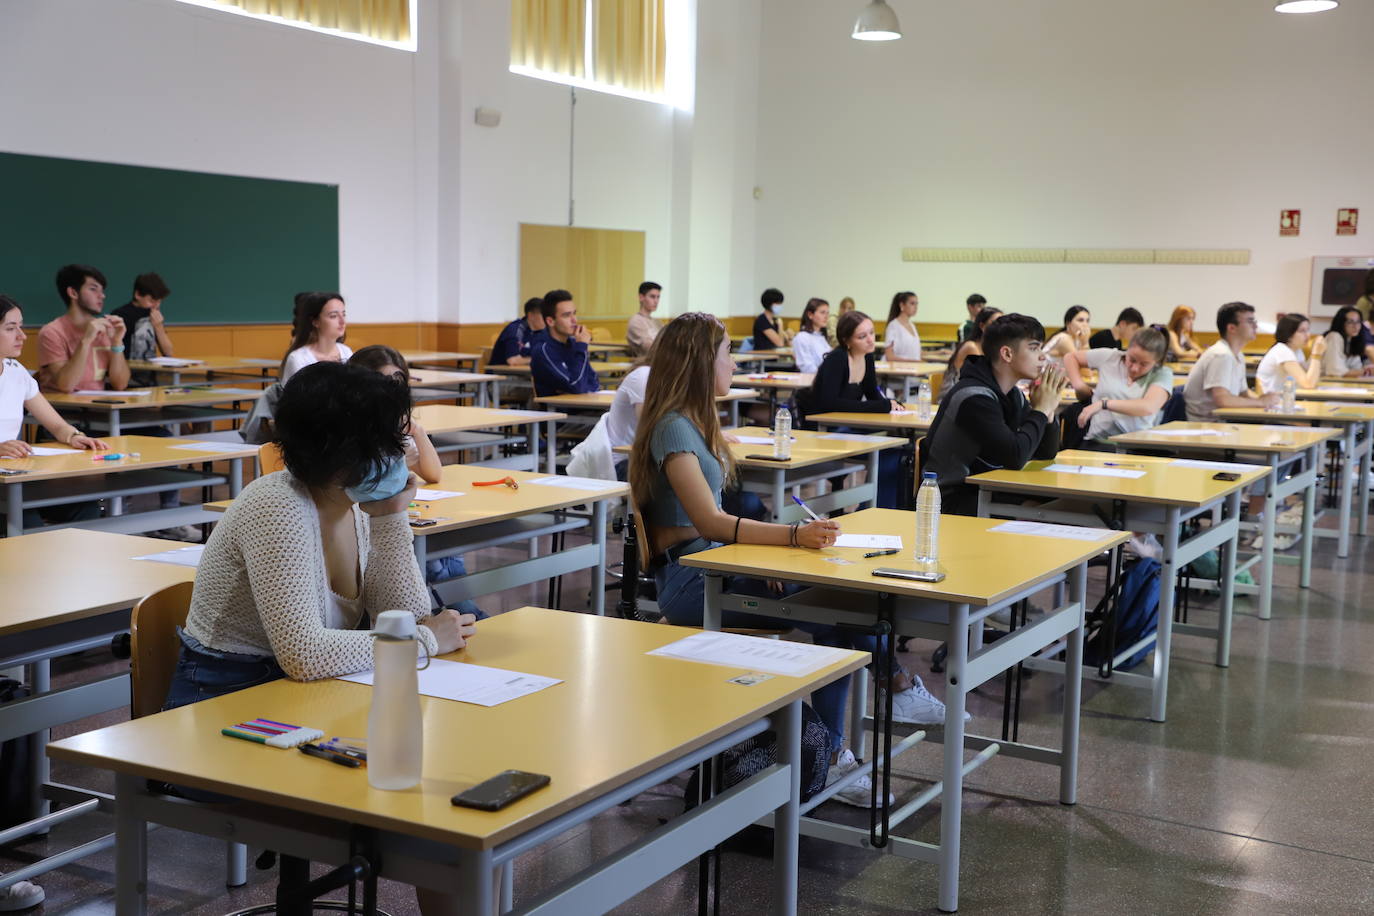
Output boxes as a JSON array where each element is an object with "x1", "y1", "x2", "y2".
[
  {"x1": 0, "y1": 678, "x2": 35, "y2": 829},
  {"x1": 1084, "y1": 557, "x2": 1161, "y2": 675},
  {"x1": 685, "y1": 702, "x2": 832, "y2": 808}
]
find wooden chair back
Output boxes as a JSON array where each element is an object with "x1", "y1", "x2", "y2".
[
  {"x1": 477, "y1": 346, "x2": 493, "y2": 373},
  {"x1": 928, "y1": 371, "x2": 944, "y2": 396},
  {"x1": 591, "y1": 326, "x2": 611, "y2": 343},
  {"x1": 259, "y1": 442, "x2": 285, "y2": 475},
  {"x1": 130, "y1": 581, "x2": 195, "y2": 718}
]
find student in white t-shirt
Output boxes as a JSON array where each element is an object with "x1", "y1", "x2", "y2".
[
  {"x1": 1063, "y1": 326, "x2": 1173, "y2": 444},
  {"x1": 279, "y1": 291, "x2": 353, "y2": 383},
  {"x1": 0, "y1": 296, "x2": 107, "y2": 457},
  {"x1": 791, "y1": 298, "x2": 832, "y2": 374},
  {"x1": 1256, "y1": 313, "x2": 1325, "y2": 395},
  {"x1": 883, "y1": 291, "x2": 922, "y2": 362},
  {"x1": 1182, "y1": 302, "x2": 1278, "y2": 421}
]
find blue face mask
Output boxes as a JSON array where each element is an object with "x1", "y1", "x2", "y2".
[{"x1": 345, "y1": 455, "x2": 410, "y2": 504}]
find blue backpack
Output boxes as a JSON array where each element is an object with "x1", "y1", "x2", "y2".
[{"x1": 1085, "y1": 557, "x2": 1161, "y2": 675}]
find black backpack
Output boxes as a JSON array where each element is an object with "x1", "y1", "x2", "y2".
[
  {"x1": 0, "y1": 678, "x2": 35, "y2": 829},
  {"x1": 1084, "y1": 558, "x2": 1162, "y2": 676}
]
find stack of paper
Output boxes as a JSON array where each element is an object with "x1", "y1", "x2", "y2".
[
  {"x1": 648, "y1": 631, "x2": 851, "y2": 677},
  {"x1": 1044, "y1": 463, "x2": 1147, "y2": 479},
  {"x1": 340, "y1": 658, "x2": 560, "y2": 707}
]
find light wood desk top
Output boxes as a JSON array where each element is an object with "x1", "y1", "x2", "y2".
[
  {"x1": 1, "y1": 528, "x2": 197, "y2": 636},
  {"x1": 0, "y1": 435, "x2": 255, "y2": 485},
  {"x1": 731, "y1": 372, "x2": 813, "y2": 391},
  {"x1": 586, "y1": 341, "x2": 630, "y2": 353},
  {"x1": 809, "y1": 405, "x2": 933, "y2": 434},
  {"x1": 970, "y1": 449, "x2": 1269, "y2": 507},
  {"x1": 533, "y1": 388, "x2": 757, "y2": 410},
  {"x1": 411, "y1": 405, "x2": 566, "y2": 434},
  {"x1": 730, "y1": 349, "x2": 793, "y2": 362},
  {"x1": 487, "y1": 362, "x2": 634, "y2": 378},
  {"x1": 612, "y1": 426, "x2": 902, "y2": 470},
  {"x1": 1297, "y1": 386, "x2": 1374, "y2": 403},
  {"x1": 45, "y1": 385, "x2": 265, "y2": 410},
  {"x1": 1320, "y1": 375, "x2": 1374, "y2": 386},
  {"x1": 1110, "y1": 421, "x2": 1339, "y2": 454},
  {"x1": 126, "y1": 356, "x2": 279, "y2": 376},
  {"x1": 874, "y1": 361, "x2": 945, "y2": 378},
  {"x1": 400, "y1": 350, "x2": 481, "y2": 365},
  {"x1": 682, "y1": 508, "x2": 1129, "y2": 607},
  {"x1": 47, "y1": 606, "x2": 867, "y2": 849},
  {"x1": 1214, "y1": 402, "x2": 1374, "y2": 423},
  {"x1": 407, "y1": 369, "x2": 502, "y2": 389}
]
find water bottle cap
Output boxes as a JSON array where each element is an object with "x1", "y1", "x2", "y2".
[
  {"x1": 372, "y1": 610, "x2": 417, "y2": 641},
  {"x1": 922, "y1": 471, "x2": 937, "y2": 480}
]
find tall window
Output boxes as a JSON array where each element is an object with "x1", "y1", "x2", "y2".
[
  {"x1": 511, "y1": 0, "x2": 669, "y2": 103},
  {"x1": 175, "y1": 0, "x2": 414, "y2": 50}
]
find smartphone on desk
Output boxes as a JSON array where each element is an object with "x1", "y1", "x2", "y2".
[
  {"x1": 452, "y1": 770, "x2": 550, "y2": 811},
  {"x1": 91, "y1": 397, "x2": 126, "y2": 404},
  {"x1": 409, "y1": 518, "x2": 438, "y2": 528},
  {"x1": 744, "y1": 454, "x2": 790, "y2": 462},
  {"x1": 872, "y1": 567, "x2": 945, "y2": 583},
  {"x1": 1212, "y1": 472, "x2": 1242, "y2": 482}
]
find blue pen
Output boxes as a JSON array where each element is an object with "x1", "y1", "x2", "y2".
[{"x1": 791, "y1": 494, "x2": 824, "y2": 521}]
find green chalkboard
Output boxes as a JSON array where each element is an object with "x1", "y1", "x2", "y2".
[{"x1": 0, "y1": 151, "x2": 338, "y2": 325}]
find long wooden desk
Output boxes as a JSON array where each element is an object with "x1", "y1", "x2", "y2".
[
  {"x1": 875, "y1": 361, "x2": 944, "y2": 400},
  {"x1": 1296, "y1": 385, "x2": 1374, "y2": 402},
  {"x1": 49, "y1": 607, "x2": 867, "y2": 916},
  {"x1": 125, "y1": 355, "x2": 279, "y2": 385},
  {"x1": 1109, "y1": 421, "x2": 1339, "y2": 620},
  {"x1": 1, "y1": 434, "x2": 253, "y2": 537},
  {"x1": 730, "y1": 371, "x2": 813, "y2": 415},
  {"x1": 0, "y1": 529, "x2": 210, "y2": 891},
  {"x1": 534, "y1": 387, "x2": 756, "y2": 428},
  {"x1": 400, "y1": 350, "x2": 482, "y2": 371},
  {"x1": 43, "y1": 385, "x2": 265, "y2": 435},
  {"x1": 487, "y1": 361, "x2": 633, "y2": 380},
  {"x1": 407, "y1": 369, "x2": 502, "y2": 407},
  {"x1": 970, "y1": 450, "x2": 1268, "y2": 722},
  {"x1": 1215, "y1": 401, "x2": 1374, "y2": 557},
  {"x1": 684, "y1": 509, "x2": 1129, "y2": 913},
  {"x1": 412, "y1": 405, "x2": 567, "y2": 475}
]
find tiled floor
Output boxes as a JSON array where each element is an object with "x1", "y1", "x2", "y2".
[{"x1": 6, "y1": 509, "x2": 1374, "y2": 914}]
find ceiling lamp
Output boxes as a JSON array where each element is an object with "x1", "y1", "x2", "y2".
[
  {"x1": 1274, "y1": 1, "x2": 1337, "y2": 12},
  {"x1": 852, "y1": 1, "x2": 902, "y2": 41}
]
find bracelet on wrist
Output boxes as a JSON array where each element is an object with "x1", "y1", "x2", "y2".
[{"x1": 110, "y1": 345, "x2": 125, "y2": 353}]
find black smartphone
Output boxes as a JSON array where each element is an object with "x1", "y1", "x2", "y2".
[
  {"x1": 451, "y1": 770, "x2": 550, "y2": 811},
  {"x1": 1212, "y1": 472, "x2": 1242, "y2": 481},
  {"x1": 872, "y1": 567, "x2": 946, "y2": 583},
  {"x1": 91, "y1": 397, "x2": 126, "y2": 404},
  {"x1": 409, "y1": 518, "x2": 438, "y2": 528},
  {"x1": 744, "y1": 453, "x2": 790, "y2": 462}
]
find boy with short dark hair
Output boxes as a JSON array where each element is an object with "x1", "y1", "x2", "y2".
[
  {"x1": 958, "y1": 294, "x2": 988, "y2": 343},
  {"x1": 925, "y1": 313, "x2": 1066, "y2": 516},
  {"x1": 1183, "y1": 301, "x2": 1278, "y2": 420},
  {"x1": 626, "y1": 281, "x2": 662, "y2": 356},
  {"x1": 38, "y1": 263, "x2": 129, "y2": 393},
  {"x1": 1088, "y1": 307, "x2": 1145, "y2": 350},
  {"x1": 491, "y1": 297, "x2": 546, "y2": 366},
  {"x1": 529, "y1": 289, "x2": 599, "y2": 397},
  {"x1": 112, "y1": 272, "x2": 174, "y2": 388}
]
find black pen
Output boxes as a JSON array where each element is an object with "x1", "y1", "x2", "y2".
[
  {"x1": 300, "y1": 743, "x2": 361, "y2": 768},
  {"x1": 864, "y1": 548, "x2": 900, "y2": 558}
]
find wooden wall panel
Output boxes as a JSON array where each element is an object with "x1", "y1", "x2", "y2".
[{"x1": 519, "y1": 223, "x2": 645, "y2": 319}]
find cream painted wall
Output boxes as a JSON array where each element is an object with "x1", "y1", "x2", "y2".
[{"x1": 753, "y1": 0, "x2": 1374, "y2": 329}]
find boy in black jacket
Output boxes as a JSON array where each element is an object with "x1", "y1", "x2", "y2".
[{"x1": 925, "y1": 313, "x2": 1066, "y2": 515}]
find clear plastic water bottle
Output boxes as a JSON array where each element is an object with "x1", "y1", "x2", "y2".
[
  {"x1": 774, "y1": 406, "x2": 792, "y2": 459},
  {"x1": 1281, "y1": 375, "x2": 1297, "y2": 413},
  {"x1": 916, "y1": 380, "x2": 933, "y2": 421},
  {"x1": 915, "y1": 471, "x2": 941, "y2": 572},
  {"x1": 367, "y1": 611, "x2": 425, "y2": 790}
]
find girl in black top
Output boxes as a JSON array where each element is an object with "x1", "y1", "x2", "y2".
[{"x1": 752, "y1": 287, "x2": 791, "y2": 350}]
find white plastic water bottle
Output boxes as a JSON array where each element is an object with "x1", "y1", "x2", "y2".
[
  {"x1": 916, "y1": 380, "x2": 933, "y2": 421},
  {"x1": 915, "y1": 471, "x2": 941, "y2": 572},
  {"x1": 774, "y1": 407, "x2": 792, "y2": 459},
  {"x1": 367, "y1": 610, "x2": 425, "y2": 790},
  {"x1": 1281, "y1": 375, "x2": 1297, "y2": 413}
]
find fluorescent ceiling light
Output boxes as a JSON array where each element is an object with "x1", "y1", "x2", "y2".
[
  {"x1": 852, "y1": 1, "x2": 902, "y2": 41},
  {"x1": 1274, "y1": 1, "x2": 1338, "y2": 12}
]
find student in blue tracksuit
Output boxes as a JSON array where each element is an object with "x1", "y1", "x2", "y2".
[
  {"x1": 491, "y1": 297, "x2": 545, "y2": 366},
  {"x1": 529, "y1": 289, "x2": 599, "y2": 397}
]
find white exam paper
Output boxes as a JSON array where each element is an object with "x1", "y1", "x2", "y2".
[
  {"x1": 492, "y1": 409, "x2": 552, "y2": 418},
  {"x1": 74, "y1": 388, "x2": 152, "y2": 397},
  {"x1": 820, "y1": 433, "x2": 888, "y2": 443},
  {"x1": 833, "y1": 534, "x2": 903, "y2": 549},
  {"x1": 5, "y1": 446, "x2": 78, "y2": 457},
  {"x1": 1043, "y1": 463, "x2": 1147, "y2": 479},
  {"x1": 1169, "y1": 459, "x2": 1266, "y2": 473},
  {"x1": 726, "y1": 388, "x2": 757, "y2": 396},
  {"x1": 147, "y1": 356, "x2": 202, "y2": 366},
  {"x1": 527, "y1": 475, "x2": 619, "y2": 490},
  {"x1": 133, "y1": 545, "x2": 205, "y2": 567},
  {"x1": 415, "y1": 488, "x2": 463, "y2": 500},
  {"x1": 1316, "y1": 387, "x2": 1368, "y2": 394},
  {"x1": 648, "y1": 631, "x2": 851, "y2": 678},
  {"x1": 1141, "y1": 429, "x2": 1224, "y2": 437},
  {"x1": 990, "y1": 521, "x2": 1117, "y2": 541},
  {"x1": 733, "y1": 435, "x2": 794, "y2": 445},
  {"x1": 339, "y1": 658, "x2": 560, "y2": 707}
]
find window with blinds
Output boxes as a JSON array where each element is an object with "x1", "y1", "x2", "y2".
[
  {"x1": 511, "y1": 0, "x2": 669, "y2": 103},
  {"x1": 175, "y1": 0, "x2": 414, "y2": 50}
]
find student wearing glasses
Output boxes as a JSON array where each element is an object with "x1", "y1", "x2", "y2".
[{"x1": 1183, "y1": 302, "x2": 1278, "y2": 421}]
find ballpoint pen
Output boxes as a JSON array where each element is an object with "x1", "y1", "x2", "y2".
[
  {"x1": 791, "y1": 494, "x2": 823, "y2": 521},
  {"x1": 864, "y1": 548, "x2": 900, "y2": 558}
]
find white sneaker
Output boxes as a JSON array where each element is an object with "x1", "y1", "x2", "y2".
[
  {"x1": 1125, "y1": 533, "x2": 1163, "y2": 561},
  {"x1": 0, "y1": 881, "x2": 44, "y2": 912},
  {"x1": 891, "y1": 678, "x2": 971, "y2": 725},
  {"x1": 825, "y1": 748, "x2": 893, "y2": 808},
  {"x1": 1277, "y1": 505, "x2": 1305, "y2": 526}
]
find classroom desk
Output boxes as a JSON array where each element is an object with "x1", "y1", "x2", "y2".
[
  {"x1": 125, "y1": 355, "x2": 279, "y2": 385},
  {"x1": 0, "y1": 529, "x2": 206, "y2": 891},
  {"x1": 1296, "y1": 385, "x2": 1374, "y2": 402},
  {"x1": 48, "y1": 607, "x2": 867, "y2": 916},
  {"x1": 534, "y1": 387, "x2": 756, "y2": 428},
  {"x1": 809, "y1": 406, "x2": 933, "y2": 509},
  {"x1": 1214, "y1": 401, "x2": 1374, "y2": 557},
  {"x1": 970, "y1": 450, "x2": 1268, "y2": 722},
  {"x1": 586, "y1": 340, "x2": 632, "y2": 358},
  {"x1": 1108, "y1": 422, "x2": 1339, "y2": 620},
  {"x1": 875, "y1": 361, "x2": 945, "y2": 400},
  {"x1": 730, "y1": 371, "x2": 813, "y2": 414},
  {"x1": 400, "y1": 350, "x2": 482, "y2": 371},
  {"x1": 683, "y1": 509, "x2": 1130, "y2": 913},
  {"x1": 412, "y1": 405, "x2": 565, "y2": 475},
  {"x1": 486, "y1": 361, "x2": 634, "y2": 380},
  {"x1": 43, "y1": 385, "x2": 265, "y2": 435},
  {"x1": 731, "y1": 349, "x2": 794, "y2": 372},
  {"x1": 407, "y1": 369, "x2": 502, "y2": 407},
  {"x1": 1, "y1": 435, "x2": 252, "y2": 537}
]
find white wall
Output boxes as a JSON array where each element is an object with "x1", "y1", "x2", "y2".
[
  {"x1": 0, "y1": 0, "x2": 425, "y2": 323},
  {"x1": 753, "y1": 0, "x2": 1374, "y2": 327}
]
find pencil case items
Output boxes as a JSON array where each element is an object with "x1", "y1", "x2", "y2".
[{"x1": 221, "y1": 718, "x2": 324, "y2": 748}]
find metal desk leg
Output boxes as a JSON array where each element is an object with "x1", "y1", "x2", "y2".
[
  {"x1": 1258, "y1": 456, "x2": 1277, "y2": 621},
  {"x1": 477, "y1": 380, "x2": 488, "y2": 408},
  {"x1": 545, "y1": 418, "x2": 557, "y2": 475},
  {"x1": 938, "y1": 602, "x2": 970, "y2": 913},
  {"x1": 1300, "y1": 445, "x2": 1316, "y2": 589},
  {"x1": 864, "y1": 450, "x2": 879, "y2": 510},
  {"x1": 772, "y1": 699, "x2": 801, "y2": 916},
  {"x1": 527, "y1": 420, "x2": 542, "y2": 475},
  {"x1": 729, "y1": 400, "x2": 740, "y2": 427},
  {"x1": 1216, "y1": 490, "x2": 1240, "y2": 668},
  {"x1": 1151, "y1": 506, "x2": 1183, "y2": 722},
  {"x1": 114, "y1": 772, "x2": 148, "y2": 916},
  {"x1": 6, "y1": 483, "x2": 22, "y2": 537},
  {"x1": 109, "y1": 409, "x2": 122, "y2": 436},
  {"x1": 457, "y1": 848, "x2": 494, "y2": 916},
  {"x1": 25, "y1": 659, "x2": 50, "y2": 821},
  {"x1": 1061, "y1": 561, "x2": 1088, "y2": 805},
  {"x1": 703, "y1": 573, "x2": 724, "y2": 631},
  {"x1": 229, "y1": 457, "x2": 243, "y2": 497},
  {"x1": 1359, "y1": 420, "x2": 1372, "y2": 537},
  {"x1": 413, "y1": 533, "x2": 428, "y2": 573},
  {"x1": 591, "y1": 499, "x2": 607, "y2": 615},
  {"x1": 500, "y1": 862, "x2": 514, "y2": 914},
  {"x1": 1338, "y1": 425, "x2": 1355, "y2": 557},
  {"x1": 771, "y1": 469, "x2": 786, "y2": 522}
]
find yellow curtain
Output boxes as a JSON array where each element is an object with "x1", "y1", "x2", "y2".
[
  {"x1": 510, "y1": 0, "x2": 587, "y2": 79},
  {"x1": 216, "y1": 0, "x2": 411, "y2": 44},
  {"x1": 592, "y1": 0, "x2": 665, "y2": 95}
]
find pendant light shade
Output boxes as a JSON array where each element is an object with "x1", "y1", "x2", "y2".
[
  {"x1": 1274, "y1": 0, "x2": 1337, "y2": 11},
  {"x1": 852, "y1": 1, "x2": 902, "y2": 41}
]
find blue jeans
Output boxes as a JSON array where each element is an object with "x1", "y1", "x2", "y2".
[
  {"x1": 164, "y1": 629, "x2": 285, "y2": 711},
  {"x1": 655, "y1": 545, "x2": 883, "y2": 753}
]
